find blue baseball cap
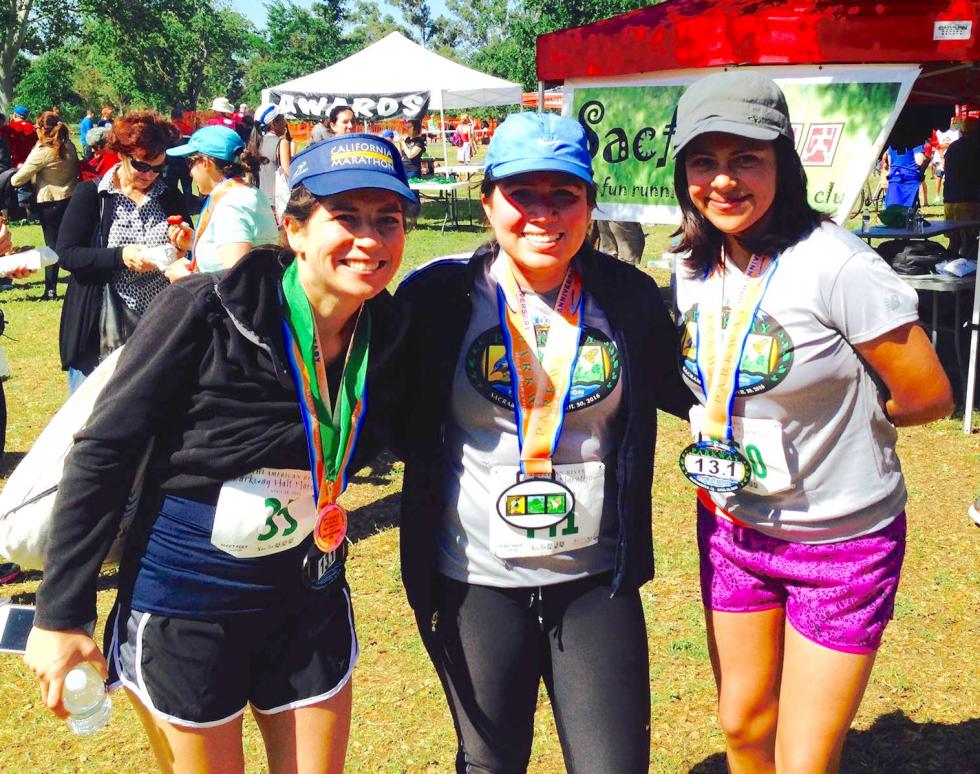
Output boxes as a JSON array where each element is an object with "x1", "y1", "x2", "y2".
[
  {"x1": 166, "y1": 125, "x2": 244, "y2": 162},
  {"x1": 12, "y1": 106, "x2": 28, "y2": 117},
  {"x1": 484, "y1": 112, "x2": 593, "y2": 186},
  {"x1": 289, "y1": 133, "x2": 419, "y2": 215}
]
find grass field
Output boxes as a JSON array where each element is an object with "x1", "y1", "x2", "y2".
[{"x1": 0, "y1": 195, "x2": 977, "y2": 773}]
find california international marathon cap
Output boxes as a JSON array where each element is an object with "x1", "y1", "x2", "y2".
[
  {"x1": 673, "y1": 70, "x2": 794, "y2": 157},
  {"x1": 166, "y1": 125, "x2": 244, "y2": 162},
  {"x1": 484, "y1": 112, "x2": 594, "y2": 186},
  {"x1": 290, "y1": 133, "x2": 419, "y2": 215}
]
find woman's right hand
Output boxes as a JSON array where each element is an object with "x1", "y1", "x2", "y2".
[
  {"x1": 24, "y1": 626, "x2": 108, "y2": 719},
  {"x1": 122, "y1": 244, "x2": 157, "y2": 273},
  {"x1": 167, "y1": 223, "x2": 193, "y2": 252}
]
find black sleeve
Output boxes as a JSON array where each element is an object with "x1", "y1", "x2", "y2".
[
  {"x1": 650, "y1": 289, "x2": 695, "y2": 420},
  {"x1": 56, "y1": 182, "x2": 123, "y2": 273},
  {"x1": 35, "y1": 282, "x2": 208, "y2": 630}
]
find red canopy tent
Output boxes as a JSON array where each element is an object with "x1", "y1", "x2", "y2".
[{"x1": 537, "y1": 0, "x2": 980, "y2": 105}]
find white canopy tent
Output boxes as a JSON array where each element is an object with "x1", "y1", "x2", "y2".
[{"x1": 262, "y1": 31, "x2": 523, "y2": 164}]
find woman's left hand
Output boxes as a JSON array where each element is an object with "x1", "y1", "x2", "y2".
[
  {"x1": 167, "y1": 223, "x2": 194, "y2": 252},
  {"x1": 165, "y1": 258, "x2": 193, "y2": 283}
]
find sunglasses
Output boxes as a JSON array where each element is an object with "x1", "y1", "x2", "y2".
[{"x1": 127, "y1": 156, "x2": 167, "y2": 174}]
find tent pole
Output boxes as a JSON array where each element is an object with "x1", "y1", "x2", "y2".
[
  {"x1": 537, "y1": 81, "x2": 545, "y2": 113},
  {"x1": 440, "y1": 94, "x2": 449, "y2": 173}
]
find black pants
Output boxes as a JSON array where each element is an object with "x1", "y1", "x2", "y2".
[
  {"x1": 38, "y1": 198, "x2": 70, "y2": 294},
  {"x1": 417, "y1": 573, "x2": 650, "y2": 774}
]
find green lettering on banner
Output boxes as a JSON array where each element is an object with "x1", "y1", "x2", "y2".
[{"x1": 571, "y1": 79, "x2": 903, "y2": 222}]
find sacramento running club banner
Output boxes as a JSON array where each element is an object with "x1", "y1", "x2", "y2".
[
  {"x1": 562, "y1": 65, "x2": 920, "y2": 224},
  {"x1": 269, "y1": 91, "x2": 431, "y2": 122}
]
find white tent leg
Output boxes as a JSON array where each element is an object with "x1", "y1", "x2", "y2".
[
  {"x1": 440, "y1": 98, "x2": 449, "y2": 172},
  {"x1": 963, "y1": 230, "x2": 980, "y2": 434},
  {"x1": 538, "y1": 81, "x2": 545, "y2": 113}
]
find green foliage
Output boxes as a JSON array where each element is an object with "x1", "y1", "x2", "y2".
[
  {"x1": 12, "y1": 47, "x2": 82, "y2": 117},
  {"x1": 241, "y1": 0, "x2": 357, "y2": 104}
]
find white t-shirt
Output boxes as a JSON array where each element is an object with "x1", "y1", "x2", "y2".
[
  {"x1": 438, "y1": 255, "x2": 622, "y2": 587},
  {"x1": 674, "y1": 222, "x2": 920, "y2": 543},
  {"x1": 194, "y1": 183, "x2": 280, "y2": 273}
]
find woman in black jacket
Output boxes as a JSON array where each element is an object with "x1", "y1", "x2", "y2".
[
  {"x1": 394, "y1": 112, "x2": 691, "y2": 773},
  {"x1": 26, "y1": 134, "x2": 417, "y2": 772},
  {"x1": 56, "y1": 110, "x2": 187, "y2": 392}
]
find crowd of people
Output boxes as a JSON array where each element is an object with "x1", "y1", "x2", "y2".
[{"x1": 0, "y1": 72, "x2": 960, "y2": 774}]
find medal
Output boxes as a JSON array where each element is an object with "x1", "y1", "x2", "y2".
[
  {"x1": 680, "y1": 253, "x2": 778, "y2": 492},
  {"x1": 301, "y1": 538, "x2": 348, "y2": 590},
  {"x1": 314, "y1": 502, "x2": 348, "y2": 553},
  {"x1": 281, "y1": 260, "x2": 370, "y2": 580}
]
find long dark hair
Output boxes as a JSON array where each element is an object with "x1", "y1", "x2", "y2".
[{"x1": 673, "y1": 135, "x2": 827, "y2": 276}]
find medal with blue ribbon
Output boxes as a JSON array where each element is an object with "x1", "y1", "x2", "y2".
[
  {"x1": 680, "y1": 253, "x2": 778, "y2": 492},
  {"x1": 492, "y1": 255, "x2": 583, "y2": 527},
  {"x1": 281, "y1": 260, "x2": 370, "y2": 567}
]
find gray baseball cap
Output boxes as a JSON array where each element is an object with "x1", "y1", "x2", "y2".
[{"x1": 673, "y1": 71, "x2": 793, "y2": 157}]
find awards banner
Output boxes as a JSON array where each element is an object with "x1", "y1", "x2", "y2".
[
  {"x1": 270, "y1": 90, "x2": 430, "y2": 121},
  {"x1": 564, "y1": 65, "x2": 920, "y2": 224}
]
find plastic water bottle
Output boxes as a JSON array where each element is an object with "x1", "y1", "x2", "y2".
[
  {"x1": 861, "y1": 203, "x2": 870, "y2": 232},
  {"x1": 63, "y1": 663, "x2": 111, "y2": 735}
]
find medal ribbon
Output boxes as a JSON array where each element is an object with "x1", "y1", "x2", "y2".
[
  {"x1": 493, "y1": 256, "x2": 584, "y2": 478},
  {"x1": 189, "y1": 177, "x2": 245, "y2": 272},
  {"x1": 280, "y1": 260, "x2": 371, "y2": 511},
  {"x1": 695, "y1": 253, "x2": 778, "y2": 443}
]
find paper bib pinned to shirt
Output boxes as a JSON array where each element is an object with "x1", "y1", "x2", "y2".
[{"x1": 211, "y1": 468, "x2": 316, "y2": 558}]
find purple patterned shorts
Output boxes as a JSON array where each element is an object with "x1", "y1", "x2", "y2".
[{"x1": 696, "y1": 499, "x2": 906, "y2": 654}]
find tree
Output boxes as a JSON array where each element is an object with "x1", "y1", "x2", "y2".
[
  {"x1": 242, "y1": 0, "x2": 357, "y2": 104},
  {"x1": 446, "y1": 0, "x2": 508, "y2": 55},
  {"x1": 13, "y1": 46, "x2": 82, "y2": 116},
  {"x1": 348, "y1": 0, "x2": 409, "y2": 47}
]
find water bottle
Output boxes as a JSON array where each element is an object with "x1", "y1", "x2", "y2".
[
  {"x1": 861, "y1": 203, "x2": 870, "y2": 232},
  {"x1": 63, "y1": 663, "x2": 111, "y2": 735}
]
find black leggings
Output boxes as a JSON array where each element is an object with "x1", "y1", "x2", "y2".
[
  {"x1": 417, "y1": 572, "x2": 650, "y2": 774},
  {"x1": 38, "y1": 198, "x2": 70, "y2": 294}
]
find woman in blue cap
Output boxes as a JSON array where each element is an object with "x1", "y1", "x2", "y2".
[
  {"x1": 394, "y1": 112, "x2": 691, "y2": 772},
  {"x1": 26, "y1": 133, "x2": 418, "y2": 772},
  {"x1": 670, "y1": 71, "x2": 951, "y2": 772},
  {"x1": 165, "y1": 125, "x2": 280, "y2": 280}
]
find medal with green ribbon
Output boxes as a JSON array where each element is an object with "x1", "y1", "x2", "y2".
[
  {"x1": 679, "y1": 253, "x2": 778, "y2": 492},
  {"x1": 281, "y1": 259, "x2": 371, "y2": 554}
]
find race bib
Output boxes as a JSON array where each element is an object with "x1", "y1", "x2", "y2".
[
  {"x1": 488, "y1": 462, "x2": 604, "y2": 558},
  {"x1": 211, "y1": 468, "x2": 316, "y2": 558},
  {"x1": 689, "y1": 406, "x2": 791, "y2": 496}
]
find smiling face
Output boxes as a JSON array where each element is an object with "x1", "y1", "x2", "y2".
[
  {"x1": 482, "y1": 171, "x2": 590, "y2": 292},
  {"x1": 684, "y1": 132, "x2": 778, "y2": 257},
  {"x1": 330, "y1": 109, "x2": 356, "y2": 135},
  {"x1": 284, "y1": 188, "x2": 405, "y2": 307}
]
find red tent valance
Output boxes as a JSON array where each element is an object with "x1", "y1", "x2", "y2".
[{"x1": 537, "y1": 0, "x2": 980, "y2": 99}]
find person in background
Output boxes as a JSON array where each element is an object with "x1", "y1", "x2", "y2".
[
  {"x1": 79, "y1": 110, "x2": 95, "y2": 160},
  {"x1": 596, "y1": 220, "x2": 646, "y2": 265},
  {"x1": 397, "y1": 119, "x2": 426, "y2": 179},
  {"x1": 164, "y1": 126, "x2": 280, "y2": 279},
  {"x1": 326, "y1": 105, "x2": 356, "y2": 138},
  {"x1": 311, "y1": 114, "x2": 331, "y2": 144},
  {"x1": 55, "y1": 110, "x2": 189, "y2": 392},
  {"x1": 235, "y1": 103, "x2": 253, "y2": 144},
  {"x1": 206, "y1": 97, "x2": 240, "y2": 131},
  {"x1": 455, "y1": 113, "x2": 474, "y2": 164},
  {"x1": 254, "y1": 104, "x2": 292, "y2": 222},
  {"x1": 942, "y1": 117, "x2": 980, "y2": 257},
  {"x1": 0, "y1": 114, "x2": 12, "y2": 174},
  {"x1": 79, "y1": 127, "x2": 120, "y2": 182},
  {"x1": 7, "y1": 106, "x2": 37, "y2": 167},
  {"x1": 11, "y1": 110, "x2": 80, "y2": 299},
  {"x1": 671, "y1": 70, "x2": 952, "y2": 773},
  {"x1": 96, "y1": 105, "x2": 114, "y2": 128},
  {"x1": 394, "y1": 112, "x2": 691, "y2": 773},
  {"x1": 26, "y1": 134, "x2": 416, "y2": 774}
]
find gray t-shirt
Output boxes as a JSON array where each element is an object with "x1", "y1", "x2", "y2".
[
  {"x1": 311, "y1": 122, "x2": 329, "y2": 143},
  {"x1": 437, "y1": 256, "x2": 623, "y2": 587},
  {"x1": 674, "y1": 222, "x2": 920, "y2": 543}
]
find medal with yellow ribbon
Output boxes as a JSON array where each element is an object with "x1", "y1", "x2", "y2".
[
  {"x1": 281, "y1": 260, "x2": 370, "y2": 560},
  {"x1": 492, "y1": 255, "x2": 582, "y2": 529},
  {"x1": 679, "y1": 253, "x2": 778, "y2": 492}
]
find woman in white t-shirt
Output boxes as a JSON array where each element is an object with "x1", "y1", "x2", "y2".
[
  {"x1": 164, "y1": 126, "x2": 280, "y2": 279},
  {"x1": 671, "y1": 71, "x2": 953, "y2": 773}
]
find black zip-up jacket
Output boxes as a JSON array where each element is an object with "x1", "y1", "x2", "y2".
[
  {"x1": 392, "y1": 243, "x2": 692, "y2": 620},
  {"x1": 36, "y1": 247, "x2": 406, "y2": 630},
  {"x1": 55, "y1": 178, "x2": 190, "y2": 373}
]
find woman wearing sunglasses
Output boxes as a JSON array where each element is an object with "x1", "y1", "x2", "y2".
[
  {"x1": 26, "y1": 134, "x2": 416, "y2": 772},
  {"x1": 164, "y1": 126, "x2": 280, "y2": 281},
  {"x1": 56, "y1": 110, "x2": 190, "y2": 392}
]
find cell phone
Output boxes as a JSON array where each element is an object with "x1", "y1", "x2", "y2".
[{"x1": 0, "y1": 602, "x2": 36, "y2": 654}]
